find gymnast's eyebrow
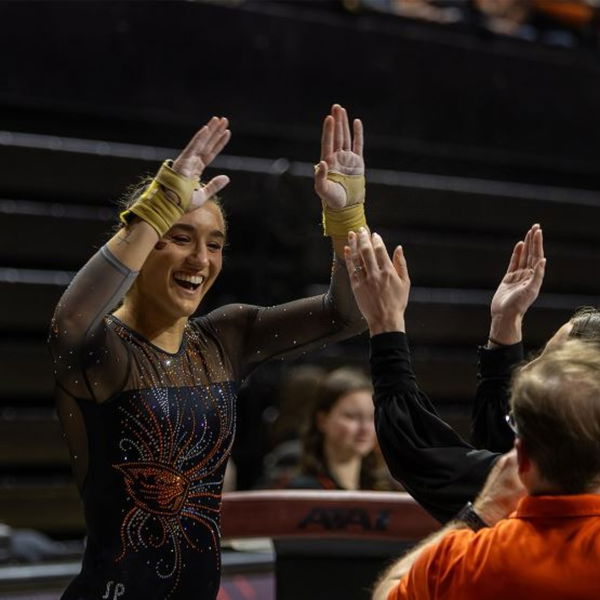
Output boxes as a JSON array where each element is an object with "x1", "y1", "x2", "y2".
[{"x1": 170, "y1": 223, "x2": 226, "y2": 239}]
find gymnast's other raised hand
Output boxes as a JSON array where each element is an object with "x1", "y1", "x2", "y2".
[
  {"x1": 109, "y1": 116, "x2": 231, "y2": 271},
  {"x1": 344, "y1": 229, "x2": 410, "y2": 336},
  {"x1": 171, "y1": 116, "x2": 231, "y2": 211},
  {"x1": 488, "y1": 224, "x2": 546, "y2": 347}
]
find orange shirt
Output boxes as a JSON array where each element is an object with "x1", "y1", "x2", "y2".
[{"x1": 389, "y1": 495, "x2": 600, "y2": 600}]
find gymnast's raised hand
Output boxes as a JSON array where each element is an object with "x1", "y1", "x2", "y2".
[{"x1": 315, "y1": 104, "x2": 367, "y2": 258}]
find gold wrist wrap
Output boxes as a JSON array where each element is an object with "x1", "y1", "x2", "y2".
[
  {"x1": 119, "y1": 160, "x2": 198, "y2": 237},
  {"x1": 321, "y1": 171, "x2": 367, "y2": 237},
  {"x1": 326, "y1": 172, "x2": 365, "y2": 205}
]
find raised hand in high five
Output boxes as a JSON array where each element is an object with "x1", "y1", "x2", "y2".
[
  {"x1": 314, "y1": 103, "x2": 364, "y2": 210},
  {"x1": 488, "y1": 224, "x2": 546, "y2": 347},
  {"x1": 344, "y1": 228, "x2": 410, "y2": 335},
  {"x1": 108, "y1": 116, "x2": 231, "y2": 270},
  {"x1": 172, "y1": 116, "x2": 231, "y2": 210}
]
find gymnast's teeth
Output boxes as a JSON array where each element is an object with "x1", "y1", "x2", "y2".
[{"x1": 174, "y1": 273, "x2": 204, "y2": 285}]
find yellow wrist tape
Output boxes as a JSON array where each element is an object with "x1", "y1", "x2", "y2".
[
  {"x1": 321, "y1": 171, "x2": 367, "y2": 237},
  {"x1": 322, "y1": 203, "x2": 367, "y2": 237},
  {"x1": 119, "y1": 160, "x2": 198, "y2": 237}
]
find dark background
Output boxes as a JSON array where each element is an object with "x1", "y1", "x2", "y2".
[{"x1": 1, "y1": 0, "x2": 599, "y2": 536}]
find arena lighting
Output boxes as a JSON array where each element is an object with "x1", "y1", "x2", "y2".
[{"x1": 1, "y1": 130, "x2": 600, "y2": 207}]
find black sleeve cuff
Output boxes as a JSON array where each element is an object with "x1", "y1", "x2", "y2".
[
  {"x1": 477, "y1": 342, "x2": 524, "y2": 379},
  {"x1": 369, "y1": 331, "x2": 409, "y2": 357},
  {"x1": 369, "y1": 331, "x2": 417, "y2": 396}
]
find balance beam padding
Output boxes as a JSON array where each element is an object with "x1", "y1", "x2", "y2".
[{"x1": 221, "y1": 490, "x2": 438, "y2": 541}]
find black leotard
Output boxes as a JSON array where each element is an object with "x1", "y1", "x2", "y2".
[{"x1": 49, "y1": 245, "x2": 364, "y2": 600}]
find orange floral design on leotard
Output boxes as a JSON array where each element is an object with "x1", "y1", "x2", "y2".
[{"x1": 112, "y1": 382, "x2": 235, "y2": 599}]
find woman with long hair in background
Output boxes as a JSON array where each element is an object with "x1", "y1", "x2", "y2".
[{"x1": 290, "y1": 367, "x2": 391, "y2": 491}]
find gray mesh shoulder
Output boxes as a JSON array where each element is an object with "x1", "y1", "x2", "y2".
[{"x1": 48, "y1": 245, "x2": 138, "y2": 403}]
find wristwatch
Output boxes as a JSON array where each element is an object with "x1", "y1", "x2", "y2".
[{"x1": 455, "y1": 502, "x2": 489, "y2": 532}]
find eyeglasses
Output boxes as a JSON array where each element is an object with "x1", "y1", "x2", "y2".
[{"x1": 505, "y1": 412, "x2": 519, "y2": 436}]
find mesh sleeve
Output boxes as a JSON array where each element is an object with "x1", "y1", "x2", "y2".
[
  {"x1": 202, "y1": 255, "x2": 366, "y2": 379},
  {"x1": 48, "y1": 246, "x2": 137, "y2": 403}
]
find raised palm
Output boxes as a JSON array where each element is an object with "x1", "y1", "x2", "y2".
[
  {"x1": 172, "y1": 116, "x2": 231, "y2": 211},
  {"x1": 491, "y1": 225, "x2": 546, "y2": 319},
  {"x1": 315, "y1": 104, "x2": 365, "y2": 210}
]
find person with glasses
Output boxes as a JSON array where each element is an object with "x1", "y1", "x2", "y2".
[
  {"x1": 346, "y1": 231, "x2": 600, "y2": 600},
  {"x1": 344, "y1": 226, "x2": 600, "y2": 524},
  {"x1": 471, "y1": 222, "x2": 545, "y2": 452},
  {"x1": 472, "y1": 226, "x2": 600, "y2": 452}
]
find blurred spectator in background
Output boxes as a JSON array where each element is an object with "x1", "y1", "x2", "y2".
[
  {"x1": 258, "y1": 365, "x2": 326, "y2": 489},
  {"x1": 536, "y1": 0, "x2": 597, "y2": 28},
  {"x1": 473, "y1": 0, "x2": 596, "y2": 45},
  {"x1": 474, "y1": 0, "x2": 531, "y2": 35},
  {"x1": 288, "y1": 368, "x2": 392, "y2": 491},
  {"x1": 345, "y1": 0, "x2": 597, "y2": 46},
  {"x1": 533, "y1": 0, "x2": 597, "y2": 42},
  {"x1": 349, "y1": 0, "x2": 464, "y2": 23},
  {"x1": 270, "y1": 365, "x2": 327, "y2": 451}
]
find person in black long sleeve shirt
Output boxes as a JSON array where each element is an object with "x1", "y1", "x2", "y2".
[
  {"x1": 471, "y1": 224, "x2": 545, "y2": 453},
  {"x1": 346, "y1": 228, "x2": 600, "y2": 526},
  {"x1": 342, "y1": 229, "x2": 496, "y2": 523},
  {"x1": 370, "y1": 331, "x2": 497, "y2": 522},
  {"x1": 473, "y1": 306, "x2": 600, "y2": 452},
  {"x1": 469, "y1": 225, "x2": 600, "y2": 454},
  {"x1": 472, "y1": 342, "x2": 524, "y2": 452}
]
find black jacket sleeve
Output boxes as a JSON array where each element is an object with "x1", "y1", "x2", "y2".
[
  {"x1": 370, "y1": 332, "x2": 499, "y2": 524},
  {"x1": 471, "y1": 342, "x2": 523, "y2": 452}
]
